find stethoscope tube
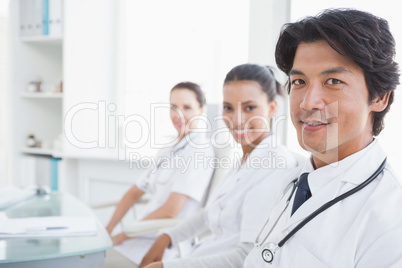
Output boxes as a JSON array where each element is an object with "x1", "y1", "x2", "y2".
[{"x1": 261, "y1": 157, "x2": 387, "y2": 263}]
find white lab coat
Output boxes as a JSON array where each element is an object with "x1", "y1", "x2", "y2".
[
  {"x1": 244, "y1": 140, "x2": 402, "y2": 268},
  {"x1": 114, "y1": 132, "x2": 215, "y2": 264},
  {"x1": 136, "y1": 131, "x2": 215, "y2": 219},
  {"x1": 185, "y1": 134, "x2": 298, "y2": 259}
]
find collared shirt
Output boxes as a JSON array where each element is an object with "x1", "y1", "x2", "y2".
[
  {"x1": 244, "y1": 139, "x2": 402, "y2": 268},
  {"x1": 135, "y1": 131, "x2": 215, "y2": 220},
  {"x1": 185, "y1": 134, "x2": 298, "y2": 258}
]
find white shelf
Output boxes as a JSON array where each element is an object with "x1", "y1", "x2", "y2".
[
  {"x1": 20, "y1": 35, "x2": 63, "y2": 45},
  {"x1": 21, "y1": 147, "x2": 63, "y2": 158},
  {"x1": 21, "y1": 92, "x2": 63, "y2": 99},
  {"x1": 22, "y1": 147, "x2": 54, "y2": 156}
]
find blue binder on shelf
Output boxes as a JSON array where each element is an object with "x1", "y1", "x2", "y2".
[
  {"x1": 50, "y1": 158, "x2": 61, "y2": 191},
  {"x1": 42, "y1": 0, "x2": 49, "y2": 35}
]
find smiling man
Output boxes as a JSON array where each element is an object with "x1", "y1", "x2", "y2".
[{"x1": 244, "y1": 8, "x2": 402, "y2": 267}]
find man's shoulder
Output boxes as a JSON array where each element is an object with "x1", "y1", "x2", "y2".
[{"x1": 362, "y1": 165, "x2": 402, "y2": 227}]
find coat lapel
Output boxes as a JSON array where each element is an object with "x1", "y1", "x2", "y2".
[{"x1": 282, "y1": 176, "x2": 342, "y2": 230}]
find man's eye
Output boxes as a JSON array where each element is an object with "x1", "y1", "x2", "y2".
[
  {"x1": 291, "y1": 79, "x2": 305, "y2": 85},
  {"x1": 327, "y1": 78, "x2": 342, "y2": 85}
]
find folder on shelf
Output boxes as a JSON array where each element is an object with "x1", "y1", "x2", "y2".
[
  {"x1": 36, "y1": 156, "x2": 52, "y2": 189},
  {"x1": 50, "y1": 158, "x2": 61, "y2": 191},
  {"x1": 41, "y1": 0, "x2": 49, "y2": 35},
  {"x1": 20, "y1": 156, "x2": 60, "y2": 191},
  {"x1": 19, "y1": 0, "x2": 28, "y2": 36},
  {"x1": 20, "y1": 0, "x2": 34, "y2": 36},
  {"x1": 0, "y1": 214, "x2": 97, "y2": 238},
  {"x1": 49, "y1": 0, "x2": 63, "y2": 36}
]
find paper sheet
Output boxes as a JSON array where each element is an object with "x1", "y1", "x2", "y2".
[
  {"x1": 0, "y1": 186, "x2": 36, "y2": 209},
  {"x1": 0, "y1": 215, "x2": 97, "y2": 238}
]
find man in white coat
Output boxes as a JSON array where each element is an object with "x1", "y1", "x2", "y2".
[{"x1": 244, "y1": 8, "x2": 402, "y2": 267}]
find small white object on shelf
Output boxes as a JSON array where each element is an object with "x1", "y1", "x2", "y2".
[{"x1": 26, "y1": 134, "x2": 37, "y2": 147}]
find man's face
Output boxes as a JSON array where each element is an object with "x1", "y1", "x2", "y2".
[{"x1": 289, "y1": 40, "x2": 375, "y2": 167}]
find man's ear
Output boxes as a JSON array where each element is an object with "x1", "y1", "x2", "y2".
[{"x1": 370, "y1": 92, "x2": 391, "y2": 112}]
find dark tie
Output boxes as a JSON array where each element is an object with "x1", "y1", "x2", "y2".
[{"x1": 291, "y1": 173, "x2": 311, "y2": 215}]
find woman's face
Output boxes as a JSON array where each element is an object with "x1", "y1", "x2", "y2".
[
  {"x1": 170, "y1": 88, "x2": 203, "y2": 138},
  {"x1": 223, "y1": 80, "x2": 277, "y2": 148}
]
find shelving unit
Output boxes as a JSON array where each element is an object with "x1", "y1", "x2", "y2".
[
  {"x1": 16, "y1": 38, "x2": 63, "y2": 156},
  {"x1": 10, "y1": 0, "x2": 64, "y2": 189},
  {"x1": 10, "y1": 0, "x2": 121, "y2": 197}
]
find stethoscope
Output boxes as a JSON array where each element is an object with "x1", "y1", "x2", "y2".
[{"x1": 255, "y1": 158, "x2": 387, "y2": 264}]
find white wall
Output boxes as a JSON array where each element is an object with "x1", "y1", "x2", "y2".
[
  {"x1": 119, "y1": 0, "x2": 251, "y2": 160},
  {"x1": 63, "y1": 0, "x2": 118, "y2": 159},
  {"x1": 248, "y1": 0, "x2": 291, "y2": 146}
]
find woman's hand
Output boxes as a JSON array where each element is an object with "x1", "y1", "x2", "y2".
[
  {"x1": 111, "y1": 232, "x2": 129, "y2": 246},
  {"x1": 139, "y1": 234, "x2": 171, "y2": 268},
  {"x1": 106, "y1": 225, "x2": 113, "y2": 235},
  {"x1": 143, "y1": 262, "x2": 163, "y2": 268}
]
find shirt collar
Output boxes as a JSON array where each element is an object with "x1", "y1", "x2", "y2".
[
  {"x1": 232, "y1": 134, "x2": 277, "y2": 173},
  {"x1": 301, "y1": 139, "x2": 386, "y2": 195},
  {"x1": 172, "y1": 131, "x2": 208, "y2": 153},
  {"x1": 247, "y1": 133, "x2": 277, "y2": 158},
  {"x1": 239, "y1": 134, "x2": 277, "y2": 166}
]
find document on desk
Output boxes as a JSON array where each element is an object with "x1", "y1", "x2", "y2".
[
  {"x1": 0, "y1": 186, "x2": 36, "y2": 209},
  {"x1": 0, "y1": 213, "x2": 97, "y2": 238}
]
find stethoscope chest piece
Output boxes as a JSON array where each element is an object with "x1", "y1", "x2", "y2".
[{"x1": 262, "y1": 242, "x2": 278, "y2": 264}]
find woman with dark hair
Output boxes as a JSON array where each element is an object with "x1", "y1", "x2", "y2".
[
  {"x1": 105, "y1": 82, "x2": 215, "y2": 253},
  {"x1": 139, "y1": 63, "x2": 297, "y2": 268}
]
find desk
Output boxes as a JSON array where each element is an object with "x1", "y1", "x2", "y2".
[{"x1": 0, "y1": 192, "x2": 112, "y2": 267}]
